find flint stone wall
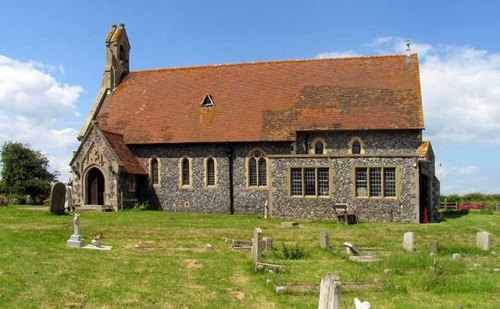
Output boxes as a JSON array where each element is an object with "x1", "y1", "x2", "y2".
[
  {"x1": 131, "y1": 142, "x2": 290, "y2": 214},
  {"x1": 269, "y1": 156, "x2": 419, "y2": 222},
  {"x1": 296, "y1": 130, "x2": 422, "y2": 155}
]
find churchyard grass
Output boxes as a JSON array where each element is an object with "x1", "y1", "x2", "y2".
[{"x1": 0, "y1": 206, "x2": 498, "y2": 308}]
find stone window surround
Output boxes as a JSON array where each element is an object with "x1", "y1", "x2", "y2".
[
  {"x1": 178, "y1": 157, "x2": 193, "y2": 189},
  {"x1": 352, "y1": 165, "x2": 400, "y2": 199},
  {"x1": 310, "y1": 137, "x2": 327, "y2": 155},
  {"x1": 149, "y1": 157, "x2": 161, "y2": 188},
  {"x1": 203, "y1": 157, "x2": 219, "y2": 188},
  {"x1": 348, "y1": 136, "x2": 365, "y2": 155},
  {"x1": 245, "y1": 147, "x2": 269, "y2": 189},
  {"x1": 286, "y1": 165, "x2": 333, "y2": 198}
]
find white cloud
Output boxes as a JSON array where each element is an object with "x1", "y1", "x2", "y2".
[
  {"x1": 0, "y1": 55, "x2": 82, "y2": 120},
  {"x1": 318, "y1": 38, "x2": 500, "y2": 145},
  {"x1": 436, "y1": 164, "x2": 480, "y2": 178},
  {"x1": 368, "y1": 37, "x2": 500, "y2": 144},
  {"x1": 0, "y1": 55, "x2": 83, "y2": 181}
]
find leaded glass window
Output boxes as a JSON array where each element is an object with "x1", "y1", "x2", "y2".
[
  {"x1": 206, "y1": 158, "x2": 215, "y2": 186},
  {"x1": 151, "y1": 158, "x2": 159, "y2": 185},
  {"x1": 181, "y1": 158, "x2": 190, "y2": 186}
]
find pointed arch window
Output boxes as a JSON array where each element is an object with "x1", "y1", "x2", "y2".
[
  {"x1": 247, "y1": 149, "x2": 268, "y2": 188},
  {"x1": 258, "y1": 158, "x2": 267, "y2": 186},
  {"x1": 150, "y1": 158, "x2": 159, "y2": 185},
  {"x1": 249, "y1": 157, "x2": 258, "y2": 186},
  {"x1": 205, "y1": 157, "x2": 217, "y2": 187},
  {"x1": 180, "y1": 158, "x2": 191, "y2": 186}
]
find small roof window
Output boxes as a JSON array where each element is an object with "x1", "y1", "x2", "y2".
[{"x1": 201, "y1": 94, "x2": 214, "y2": 107}]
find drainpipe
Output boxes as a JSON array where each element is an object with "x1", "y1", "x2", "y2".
[{"x1": 226, "y1": 145, "x2": 235, "y2": 214}]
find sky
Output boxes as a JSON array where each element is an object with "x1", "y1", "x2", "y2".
[{"x1": 0, "y1": 0, "x2": 499, "y2": 194}]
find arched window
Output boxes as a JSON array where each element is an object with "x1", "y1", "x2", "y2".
[
  {"x1": 314, "y1": 142, "x2": 324, "y2": 155},
  {"x1": 249, "y1": 157, "x2": 258, "y2": 186},
  {"x1": 150, "y1": 158, "x2": 159, "y2": 185},
  {"x1": 247, "y1": 149, "x2": 267, "y2": 187},
  {"x1": 258, "y1": 158, "x2": 267, "y2": 186},
  {"x1": 311, "y1": 138, "x2": 326, "y2": 155},
  {"x1": 181, "y1": 158, "x2": 190, "y2": 186},
  {"x1": 352, "y1": 141, "x2": 361, "y2": 154},
  {"x1": 206, "y1": 158, "x2": 216, "y2": 186},
  {"x1": 348, "y1": 137, "x2": 365, "y2": 155}
]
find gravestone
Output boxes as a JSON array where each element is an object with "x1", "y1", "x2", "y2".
[
  {"x1": 251, "y1": 228, "x2": 263, "y2": 262},
  {"x1": 320, "y1": 231, "x2": 330, "y2": 249},
  {"x1": 343, "y1": 242, "x2": 361, "y2": 256},
  {"x1": 65, "y1": 185, "x2": 74, "y2": 211},
  {"x1": 26, "y1": 195, "x2": 32, "y2": 204},
  {"x1": 66, "y1": 213, "x2": 84, "y2": 247},
  {"x1": 452, "y1": 253, "x2": 462, "y2": 261},
  {"x1": 403, "y1": 232, "x2": 415, "y2": 252},
  {"x1": 318, "y1": 273, "x2": 341, "y2": 309},
  {"x1": 281, "y1": 222, "x2": 299, "y2": 228},
  {"x1": 429, "y1": 240, "x2": 439, "y2": 254},
  {"x1": 476, "y1": 231, "x2": 492, "y2": 251},
  {"x1": 49, "y1": 182, "x2": 66, "y2": 214},
  {"x1": 262, "y1": 237, "x2": 273, "y2": 251},
  {"x1": 263, "y1": 200, "x2": 268, "y2": 219}
]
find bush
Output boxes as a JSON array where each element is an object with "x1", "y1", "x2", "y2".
[
  {"x1": 278, "y1": 242, "x2": 308, "y2": 260},
  {"x1": 0, "y1": 195, "x2": 8, "y2": 205},
  {"x1": 133, "y1": 202, "x2": 154, "y2": 211},
  {"x1": 8, "y1": 195, "x2": 26, "y2": 205}
]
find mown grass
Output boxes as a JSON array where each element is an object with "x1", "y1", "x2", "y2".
[{"x1": 0, "y1": 206, "x2": 498, "y2": 308}]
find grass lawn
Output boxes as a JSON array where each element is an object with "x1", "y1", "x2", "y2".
[{"x1": 0, "y1": 206, "x2": 498, "y2": 308}]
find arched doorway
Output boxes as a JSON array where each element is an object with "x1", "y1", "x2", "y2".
[
  {"x1": 419, "y1": 174, "x2": 430, "y2": 223},
  {"x1": 86, "y1": 167, "x2": 105, "y2": 205}
]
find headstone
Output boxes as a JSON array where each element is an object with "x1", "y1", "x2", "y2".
[
  {"x1": 476, "y1": 231, "x2": 492, "y2": 251},
  {"x1": 262, "y1": 237, "x2": 273, "y2": 251},
  {"x1": 275, "y1": 286, "x2": 286, "y2": 294},
  {"x1": 320, "y1": 231, "x2": 330, "y2": 249},
  {"x1": 281, "y1": 222, "x2": 299, "y2": 228},
  {"x1": 49, "y1": 182, "x2": 66, "y2": 214},
  {"x1": 403, "y1": 232, "x2": 415, "y2": 252},
  {"x1": 251, "y1": 228, "x2": 263, "y2": 262},
  {"x1": 318, "y1": 273, "x2": 341, "y2": 309},
  {"x1": 66, "y1": 213, "x2": 84, "y2": 248},
  {"x1": 26, "y1": 195, "x2": 32, "y2": 204},
  {"x1": 452, "y1": 253, "x2": 461, "y2": 261},
  {"x1": 264, "y1": 200, "x2": 268, "y2": 219},
  {"x1": 429, "y1": 240, "x2": 439, "y2": 254},
  {"x1": 343, "y1": 242, "x2": 361, "y2": 256},
  {"x1": 65, "y1": 185, "x2": 74, "y2": 211}
]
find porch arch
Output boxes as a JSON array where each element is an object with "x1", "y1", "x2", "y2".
[{"x1": 85, "y1": 167, "x2": 105, "y2": 205}]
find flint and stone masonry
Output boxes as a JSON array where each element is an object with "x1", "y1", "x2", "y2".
[{"x1": 70, "y1": 25, "x2": 439, "y2": 223}]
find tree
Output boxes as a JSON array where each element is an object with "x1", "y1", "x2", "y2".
[{"x1": 0, "y1": 141, "x2": 58, "y2": 201}]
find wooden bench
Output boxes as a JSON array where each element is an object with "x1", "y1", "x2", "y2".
[{"x1": 333, "y1": 203, "x2": 358, "y2": 224}]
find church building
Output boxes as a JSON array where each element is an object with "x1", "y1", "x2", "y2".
[{"x1": 70, "y1": 25, "x2": 440, "y2": 223}]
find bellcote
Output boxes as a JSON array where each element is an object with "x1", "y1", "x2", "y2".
[{"x1": 103, "y1": 24, "x2": 130, "y2": 90}]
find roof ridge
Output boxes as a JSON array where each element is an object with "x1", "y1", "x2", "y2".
[{"x1": 130, "y1": 53, "x2": 417, "y2": 74}]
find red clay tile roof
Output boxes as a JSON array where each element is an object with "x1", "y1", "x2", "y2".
[
  {"x1": 101, "y1": 130, "x2": 147, "y2": 174},
  {"x1": 96, "y1": 54, "x2": 424, "y2": 144}
]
